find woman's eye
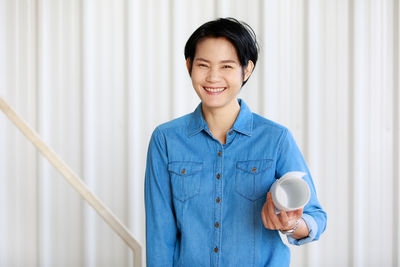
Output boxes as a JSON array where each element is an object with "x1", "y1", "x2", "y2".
[{"x1": 197, "y1": 64, "x2": 208, "y2": 68}]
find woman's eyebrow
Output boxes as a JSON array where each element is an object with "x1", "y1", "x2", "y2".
[
  {"x1": 194, "y1": 58, "x2": 210, "y2": 63},
  {"x1": 220, "y1": 60, "x2": 237, "y2": 64},
  {"x1": 195, "y1": 58, "x2": 237, "y2": 64}
]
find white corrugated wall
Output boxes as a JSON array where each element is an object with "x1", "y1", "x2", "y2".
[{"x1": 0, "y1": 0, "x2": 399, "y2": 266}]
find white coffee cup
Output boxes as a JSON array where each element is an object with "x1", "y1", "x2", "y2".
[{"x1": 270, "y1": 171, "x2": 310, "y2": 212}]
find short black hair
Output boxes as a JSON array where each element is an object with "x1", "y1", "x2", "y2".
[{"x1": 184, "y1": 17, "x2": 259, "y2": 86}]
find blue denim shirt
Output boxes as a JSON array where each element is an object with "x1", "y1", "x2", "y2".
[{"x1": 145, "y1": 99, "x2": 327, "y2": 267}]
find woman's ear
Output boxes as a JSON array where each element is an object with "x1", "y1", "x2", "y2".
[
  {"x1": 186, "y1": 58, "x2": 191, "y2": 75},
  {"x1": 243, "y1": 60, "x2": 255, "y2": 82}
]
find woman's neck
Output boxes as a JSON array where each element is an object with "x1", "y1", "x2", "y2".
[{"x1": 202, "y1": 99, "x2": 241, "y2": 144}]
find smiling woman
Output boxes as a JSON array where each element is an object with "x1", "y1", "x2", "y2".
[
  {"x1": 144, "y1": 17, "x2": 327, "y2": 267},
  {"x1": 1, "y1": 1, "x2": 398, "y2": 266}
]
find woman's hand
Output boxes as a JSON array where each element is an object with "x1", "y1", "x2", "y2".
[{"x1": 261, "y1": 192, "x2": 309, "y2": 239}]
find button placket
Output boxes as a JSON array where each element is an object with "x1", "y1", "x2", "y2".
[{"x1": 213, "y1": 146, "x2": 223, "y2": 263}]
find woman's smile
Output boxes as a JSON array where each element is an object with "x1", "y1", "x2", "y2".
[{"x1": 203, "y1": 86, "x2": 226, "y2": 94}]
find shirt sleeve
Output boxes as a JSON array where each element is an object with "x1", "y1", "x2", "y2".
[
  {"x1": 145, "y1": 128, "x2": 177, "y2": 266},
  {"x1": 275, "y1": 128, "x2": 327, "y2": 246}
]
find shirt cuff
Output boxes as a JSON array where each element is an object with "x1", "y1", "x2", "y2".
[{"x1": 287, "y1": 213, "x2": 318, "y2": 246}]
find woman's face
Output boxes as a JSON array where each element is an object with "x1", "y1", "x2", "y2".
[{"x1": 188, "y1": 37, "x2": 253, "y2": 111}]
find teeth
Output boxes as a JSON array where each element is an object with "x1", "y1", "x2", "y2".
[{"x1": 204, "y1": 87, "x2": 225, "y2": 92}]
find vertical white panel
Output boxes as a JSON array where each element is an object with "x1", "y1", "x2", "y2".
[
  {"x1": 370, "y1": 1, "x2": 394, "y2": 265},
  {"x1": 127, "y1": 0, "x2": 145, "y2": 266},
  {"x1": 315, "y1": 0, "x2": 351, "y2": 266},
  {"x1": 0, "y1": 1, "x2": 19, "y2": 264},
  {"x1": 141, "y1": 0, "x2": 156, "y2": 135},
  {"x1": 128, "y1": 0, "x2": 145, "y2": 265},
  {"x1": 350, "y1": 0, "x2": 395, "y2": 265},
  {"x1": 37, "y1": 0, "x2": 84, "y2": 266},
  {"x1": 37, "y1": 0, "x2": 58, "y2": 264},
  {"x1": 82, "y1": 0, "x2": 129, "y2": 266},
  {"x1": 81, "y1": 0, "x2": 97, "y2": 265},
  {"x1": 140, "y1": 0, "x2": 182, "y2": 132},
  {"x1": 17, "y1": 1, "x2": 39, "y2": 265},
  {"x1": 368, "y1": 1, "x2": 385, "y2": 264},
  {"x1": 0, "y1": 0, "x2": 38, "y2": 266},
  {"x1": 261, "y1": 0, "x2": 280, "y2": 120},
  {"x1": 394, "y1": 0, "x2": 400, "y2": 265},
  {"x1": 215, "y1": 0, "x2": 230, "y2": 17},
  {"x1": 0, "y1": 1, "x2": 6, "y2": 266},
  {"x1": 260, "y1": 0, "x2": 306, "y2": 140},
  {"x1": 351, "y1": 0, "x2": 369, "y2": 266}
]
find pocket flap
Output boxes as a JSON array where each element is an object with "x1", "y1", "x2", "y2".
[
  {"x1": 236, "y1": 159, "x2": 273, "y2": 174},
  {"x1": 168, "y1": 161, "x2": 203, "y2": 176}
]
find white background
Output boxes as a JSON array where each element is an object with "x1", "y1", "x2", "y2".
[{"x1": 0, "y1": 0, "x2": 399, "y2": 266}]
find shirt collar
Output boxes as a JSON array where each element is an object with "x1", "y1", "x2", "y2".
[
  {"x1": 188, "y1": 98, "x2": 253, "y2": 137},
  {"x1": 188, "y1": 103, "x2": 207, "y2": 137}
]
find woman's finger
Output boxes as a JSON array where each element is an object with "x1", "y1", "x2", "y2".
[
  {"x1": 261, "y1": 202, "x2": 269, "y2": 228},
  {"x1": 279, "y1": 210, "x2": 290, "y2": 229},
  {"x1": 286, "y1": 208, "x2": 303, "y2": 221},
  {"x1": 266, "y1": 192, "x2": 282, "y2": 229}
]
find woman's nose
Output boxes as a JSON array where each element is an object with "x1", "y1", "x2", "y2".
[{"x1": 206, "y1": 68, "x2": 220, "y2": 82}]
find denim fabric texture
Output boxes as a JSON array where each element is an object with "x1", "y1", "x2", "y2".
[{"x1": 145, "y1": 99, "x2": 327, "y2": 267}]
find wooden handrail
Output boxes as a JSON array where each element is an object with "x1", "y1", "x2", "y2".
[{"x1": 0, "y1": 96, "x2": 142, "y2": 267}]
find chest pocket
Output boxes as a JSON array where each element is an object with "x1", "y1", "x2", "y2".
[
  {"x1": 235, "y1": 159, "x2": 274, "y2": 201},
  {"x1": 168, "y1": 161, "x2": 203, "y2": 202}
]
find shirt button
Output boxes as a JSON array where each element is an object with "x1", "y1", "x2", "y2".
[
  {"x1": 251, "y1": 167, "x2": 257, "y2": 173},
  {"x1": 214, "y1": 247, "x2": 219, "y2": 253},
  {"x1": 216, "y1": 173, "x2": 221, "y2": 179},
  {"x1": 229, "y1": 131, "x2": 233, "y2": 135},
  {"x1": 215, "y1": 222, "x2": 220, "y2": 228},
  {"x1": 216, "y1": 197, "x2": 221, "y2": 203},
  {"x1": 181, "y1": 169, "x2": 186, "y2": 174},
  {"x1": 217, "y1": 151, "x2": 222, "y2": 157}
]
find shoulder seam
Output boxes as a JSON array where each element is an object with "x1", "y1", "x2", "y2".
[{"x1": 276, "y1": 128, "x2": 289, "y2": 159}]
